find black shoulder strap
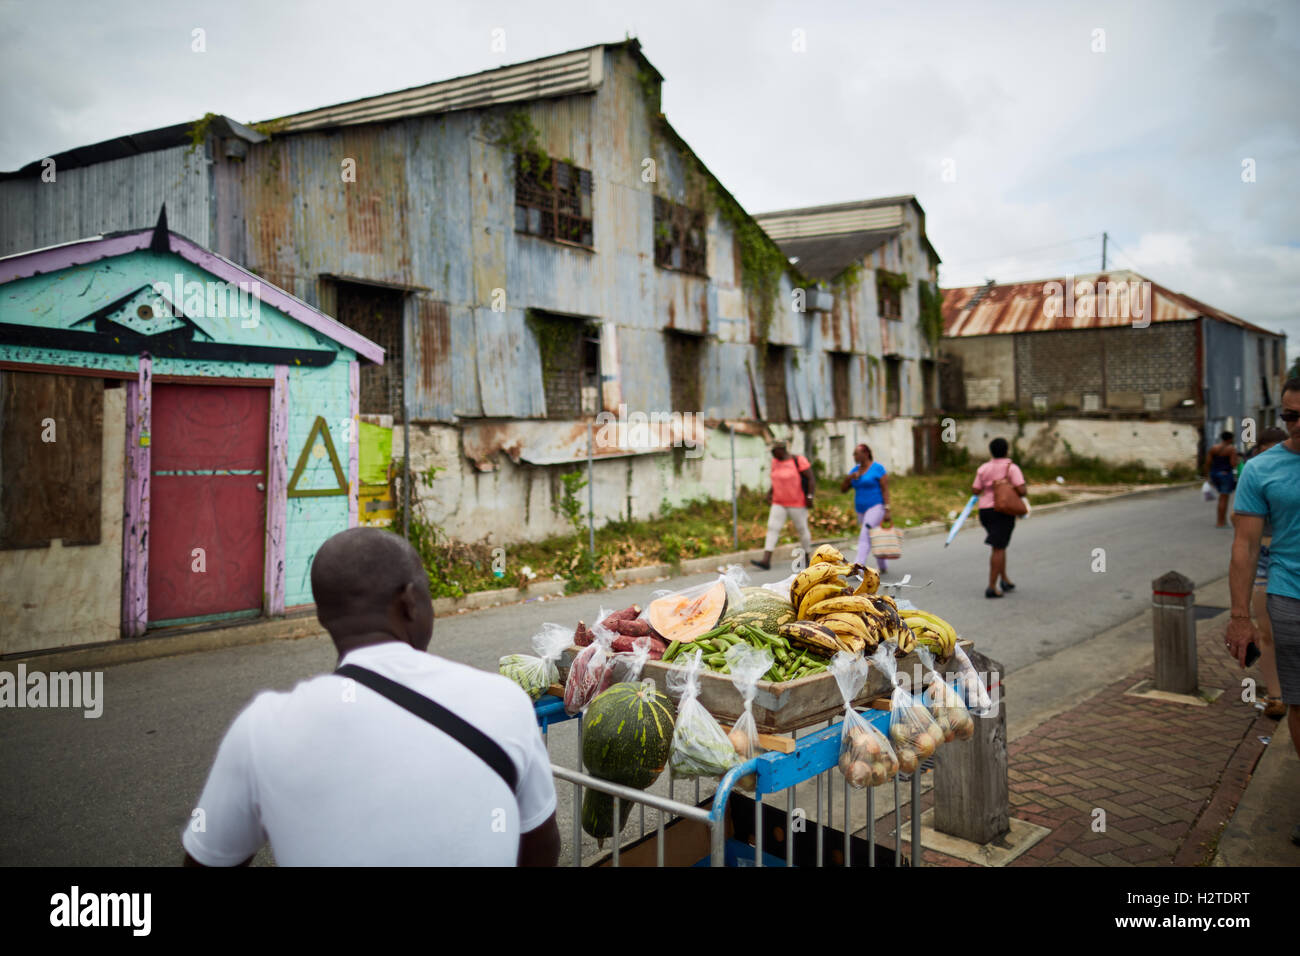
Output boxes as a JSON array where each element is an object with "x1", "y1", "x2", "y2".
[{"x1": 335, "y1": 664, "x2": 519, "y2": 793}]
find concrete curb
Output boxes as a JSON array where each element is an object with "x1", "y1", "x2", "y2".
[{"x1": 4, "y1": 481, "x2": 1198, "y2": 673}]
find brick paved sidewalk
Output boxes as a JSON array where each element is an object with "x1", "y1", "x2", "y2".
[{"x1": 872, "y1": 614, "x2": 1274, "y2": 866}]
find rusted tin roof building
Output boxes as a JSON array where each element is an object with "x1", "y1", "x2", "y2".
[
  {"x1": 941, "y1": 271, "x2": 1288, "y2": 456},
  {"x1": 1, "y1": 41, "x2": 944, "y2": 545}
]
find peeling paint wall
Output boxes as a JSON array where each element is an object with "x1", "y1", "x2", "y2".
[
  {"x1": 400, "y1": 415, "x2": 924, "y2": 545},
  {"x1": 0, "y1": 386, "x2": 124, "y2": 654}
]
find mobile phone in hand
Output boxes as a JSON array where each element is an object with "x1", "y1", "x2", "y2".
[{"x1": 1244, "y1": 642, "x2": 1260, "y2": 668}]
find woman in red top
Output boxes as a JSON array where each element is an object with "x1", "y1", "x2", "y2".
[
  {"x1": 751, "y1": 441, "x2": 815, "y2": 571},
  {"x1": 972, "y1": 437, "x2": 1027, "y2": 598}
]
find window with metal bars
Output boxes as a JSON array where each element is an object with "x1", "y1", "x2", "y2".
[
  {"x1": 877, "y1": 270, "x2": 905, "y2": 321},
  {"x1": 653, "y1": 196, "x2": 707, "y2": 276},
  {"x1": 514, "y1": 155, "x2": 594, "y2": 248}
]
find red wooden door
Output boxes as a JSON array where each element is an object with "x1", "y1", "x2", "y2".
[{"x1": 148, "y1": 385, "x2": 269, "y2": 624}]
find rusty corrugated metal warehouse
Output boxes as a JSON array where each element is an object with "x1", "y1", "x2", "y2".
[{"x1": 0, "y1": 40, "x2": 946, "y2": 543}]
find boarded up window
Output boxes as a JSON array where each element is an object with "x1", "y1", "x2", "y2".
[
  {"x1": 529, "y1": 311, "x2": 600, "y2": 419},
  {"x1": 885, "y1": 358, "x2": 901, "y2": 419},
  {"x1": 1, "y1": 370, "x2": 103, "y2": 549},
  {"x1": 830, "y1": 353, "x2": 851, "y2": 419},
  {"x1": 654, "y1": 197, "x2": 707, "y2": 276},
  {"x1": 764, "y1": 345, "x2": 789, "y2": 423},
  {"x1": 921, "y1": 360, "x2": 936, "y2": 413},
  {"x1": 515, "y1": 156, "x2": 594, "y2": 248},
  {"x1": 336, "y1": 282, "x2": 406, "y2": 418},
  {"x1": 666, "y1": 330, "x2": 704, "y2": 412}
]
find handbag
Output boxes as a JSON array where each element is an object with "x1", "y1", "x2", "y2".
[
  {"x1": 868, "y1": 523, "x2": 903, "y2": 560},
  {"x1": 992, "y1": 461, "x2": 1028, "y2": 516}
]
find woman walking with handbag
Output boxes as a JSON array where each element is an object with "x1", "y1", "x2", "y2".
[
  {"x1": 972, "y1": 437, "x2": 1027, "y2": 598},
  {"x1": 841, "y1": 444, "x2": 892, "y2": 572}
]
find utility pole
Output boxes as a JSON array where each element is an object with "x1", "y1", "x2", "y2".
[{"x1": 1101, "y1": 231, "x2": 1108, "y2": 271}]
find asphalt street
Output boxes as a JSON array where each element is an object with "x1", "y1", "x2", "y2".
[{"x1": 0, "y1": 485, "x2": 1236, "y2": 865}]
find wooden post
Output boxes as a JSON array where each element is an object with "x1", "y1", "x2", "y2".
[
  {"x1": 1152, "y1": 570, "x2": 1197, "y2": 694},
  {"x1": 934, "y1": 648, "x2": 1009, "y2": 844}
]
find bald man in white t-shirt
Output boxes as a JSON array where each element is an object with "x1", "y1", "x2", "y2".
[{"x1": 182, "y1": 528, "x2": 560, "y2": 866}]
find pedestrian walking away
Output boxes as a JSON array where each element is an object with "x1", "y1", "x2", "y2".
[
  {"x1": 181, "y1": 526, "x2": 561, "y2": 866},
  {"x1": 751, "y1": 440, "x2": 814, "y2": 571},
  {"x1": 1234, "y1": 427, "x2": 1290, "y2": 719},
  {"x1": 1205, "y1": 430, "x2": 1240, "y2": 527},
  {"x1": 1226, "y1": 378, "x2": 1300, "y2": 848},
  {"x1": 842, "y1": 443, "x2": 891, "y2": 572},
  {"x1": 972, "y1": 437, "x2": 1027, "y2": 598}
]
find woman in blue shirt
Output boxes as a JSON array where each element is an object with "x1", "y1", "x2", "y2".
[{"x1": 841, "y1": 444, "x2": 891, "y2": 570}]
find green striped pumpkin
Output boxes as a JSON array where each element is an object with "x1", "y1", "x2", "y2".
[
  {"x1": 722, "y1": 587, "x2": 796, "y2": 632},
  {"x1": 581, "y1": 681, "x2": 676, "y2": 839}
]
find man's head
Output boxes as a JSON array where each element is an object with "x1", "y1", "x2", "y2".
[
  {"x1": 771, "y1": 440, "x2": 789, "y2": 461},
  {"x1": 989, "y1": 437, "x2": 1009, "y2": 459},
  {"x1": 1282, "y1": 377, "x2": 1300, "y2": 446},
  {"x1": 311, "y1": 527, "x2": 433, "y2": 653},
  {"x1": 1220, "y1": 430, "x2": 1234, "y2": 443}
]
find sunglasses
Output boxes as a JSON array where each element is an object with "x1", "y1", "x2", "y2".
[{"x1": 1282, "y1": 410, "x2": 1300, "y2": 423}]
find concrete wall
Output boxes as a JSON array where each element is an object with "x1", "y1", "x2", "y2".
[
  {"x1": 0, "y1": 386, "x2": 125, "y2": 654},
  {"x1": 398, "y1": 416, "x2": 922, "y2": 545},
  {"x1": 942, "y1": 335, "x2": 1016, "y2": 408},
  {"x1": 952, "y1": 416, "x2": 1198, "y2": 470}
]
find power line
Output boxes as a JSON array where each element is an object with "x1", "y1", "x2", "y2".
[
  {"x1": 1104, "y1": 237, "x2": 1143, "y2": 275},
  {"x1": 941, "y1": 233, "x2": 1103, "y2": 270}
]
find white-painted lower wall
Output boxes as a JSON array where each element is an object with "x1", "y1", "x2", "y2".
[
  {"x1": 0, "y1": 387, "x2": 125, "y2": 654},
  {"x1": 398, "y1": 418, "x2": 923, "y2": 546},
  {"x1": 954, "y1": 417, "x2": 1199, "y2": 470}
]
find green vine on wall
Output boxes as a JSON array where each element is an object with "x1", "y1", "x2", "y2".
[
  {"x1": 186, "y1": 112, "x2": 220, "y2": 155},
  {"x1": 486, "y1": 107, "x2": 551, "y2": 181},
  {"x1": 877, "y1": 269, "x2": 910, "y2": 294},
  {"x1": 526, "y1": 310, "x2": 583, "y2": 377},
  {"x1": 918, "y1": 278, "x2": 944, "y2": 348}
]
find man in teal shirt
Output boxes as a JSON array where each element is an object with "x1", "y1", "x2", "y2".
[{"x1": 1228, "y1": 377, "x2": 1300, "y2": 847}]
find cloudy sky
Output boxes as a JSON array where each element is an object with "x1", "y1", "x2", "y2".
[{"x1": 2, "y1": 0, "x2": 1296, "y2": 358}]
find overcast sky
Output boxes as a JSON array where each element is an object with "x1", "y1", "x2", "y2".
[{"x1": 2, "y1": 0, "x2": 1296, "y2": 358}]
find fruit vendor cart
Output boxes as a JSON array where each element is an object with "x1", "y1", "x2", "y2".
[{"x1": 535, "y1": 693, "x2": 933, "y2": 868}]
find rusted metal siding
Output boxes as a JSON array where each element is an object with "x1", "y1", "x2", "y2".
[
  {"x1": 405, "y1": 295, "x2": 453, "y2": 421},
  {"x1": 942, "y1": 270, "x2": 1281, "y2": 339},
  {"x1": 0, "y1": 145, "x2": 209, "y2": 257}
]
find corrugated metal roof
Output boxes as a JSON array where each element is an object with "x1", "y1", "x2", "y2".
[
  {"x1": 771, "y1": 229, "x2": 896, "y2": 281},
  {"x1": 755, "y1": 202, "x2": 906, "y2": 240},
  {"x1": 1, "y1": 43, "x2": 625, "y2": 177},
  {"x1": 268, "y1": 45, "x2": 607, "y2": 134},
  {"x1": 941, "y1": 270, "x2": 1284, "y2": 338}
]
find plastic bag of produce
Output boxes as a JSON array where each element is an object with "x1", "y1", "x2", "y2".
[
  {"x1": 725, "y1": 641, "x2": 773, "y2": 790},
  {"x1": 871, "y1": 644, "x2": 943, "y2": 775},
  {"x1": 610, "y1": 635, "x2": 653, "y2": 684},
  {"x1": 761, "y1": 571, "x2": 799, "y2": 598},
  {"x1": 564, "y1": 612, "x2": 619, "y2": 715},
  {"x1": 949, "y1": 643, "x2": 993, "y2": 717},
  {"x1": 830, "y1": 651, "x2": 898, "y2": 788},
  {"x1": 640, "y1": 566, "x2": 748, "y2": 645},
  {"x1": 915, "y1": 646, "x2": 975, "y2": 742},
  {"x1": 498, "y1": 623, "x2": 571, "y2": 701},
  {"x1": 666, "y1": 648, "x2": 742, "y2": 779}
]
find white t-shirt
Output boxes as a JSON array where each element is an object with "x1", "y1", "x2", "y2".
[{"x1": 181, "y1": 642, "x2": 556, "y2": 866}]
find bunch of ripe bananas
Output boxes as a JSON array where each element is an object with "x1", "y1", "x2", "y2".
[
  {"x1": 781, "y1": 545, "x2": 912, "y2": 657},
  {"x1": 901, "y1": 610, "x2": 959, "y2": 659}
]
